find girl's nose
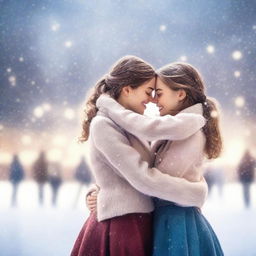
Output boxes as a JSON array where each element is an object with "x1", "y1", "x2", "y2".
[{"x1": 150, "y1": 95, "x2": 158, "y2": 104}]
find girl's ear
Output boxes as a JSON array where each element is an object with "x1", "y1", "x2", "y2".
[
  {"x1": 178, "y1": 89, "x2": 186, "y2": 101},
  {"x1": 121, "y1": 86, "x2": 132, "y2": 96}
]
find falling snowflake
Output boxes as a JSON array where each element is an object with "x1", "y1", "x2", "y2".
[
  {"x1": 232, "y1": 51, "x2": 242, "y2": 60},
  {"x1": 210, "y1": 110, "x2": 218, "y2": 118},
  {"x1": 234, "y1": 96, "x2": 245, "y2": 108},
  {"x1": 51, "y1": 23, "x2": 60, "y2": 31},
  {"x1": 159, "y1": 25, "x2": 167, "y2": 32},
  {"x1": 33, "y1": 106, "x2": 44, "y2": 118},
  {"x1": 64, "y1": 41, "x2": 73, "y2": 48},
  {"x1": 9, "y1": 75, "x2": 16, "y2": 86},
  {"x1": 234, "y1": 71, "x2": 241, "y2": 78},
  {"x1": 179, "y1": 55, "x2": 188, "y2": 62},
  {"x1": 206, "y1": 45, "x2": 215, "y2": 54}
]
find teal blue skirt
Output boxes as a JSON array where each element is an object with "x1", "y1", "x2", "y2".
[{"x1": 153, "y1": 199, "x2": 224, "y2": 256}]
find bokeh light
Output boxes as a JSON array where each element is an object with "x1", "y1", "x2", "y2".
[{"x1": 232, "y1": 50, "x2": 243, "y2": 60}]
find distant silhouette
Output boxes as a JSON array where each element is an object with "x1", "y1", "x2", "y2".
[
  {"x1": 237, "y1": 150, "x2": 255, "y2": 208},
  {"x1": 48, "y1": 162, "x2": 62, "y2": 206},
  {"x1": 9, "y1": 154, "x2": 25, "y2": 206},
  {"x1": 204, "y1": 164, "x2": 225, "y2": 197},
  {"x1": 73, "y1": 156, "x2": 92, "y2": 207},
  {"x1": 33, "y1": 151, "x2": 48, "y2": 206}
]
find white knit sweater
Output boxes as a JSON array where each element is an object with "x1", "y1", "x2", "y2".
[
  {"x1": 89, "y1": 95, "x2": 207, "y2": 221},
  {"x1": 97, "y1": 95, "x2": 208, "y2": 183}
]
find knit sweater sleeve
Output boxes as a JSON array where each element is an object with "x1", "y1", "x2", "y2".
[
  {"x1": 91, "y1": 117, "x2": 208, "y2": 208},
  {"x1": 96, "y1": 95, "x2": 206, "y2": 141}
]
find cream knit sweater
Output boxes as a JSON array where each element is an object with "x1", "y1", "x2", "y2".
[{"x1": 88, "y1": 95, "x2": 207, "y2": 221}]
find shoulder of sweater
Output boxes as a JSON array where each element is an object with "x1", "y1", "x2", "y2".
[
  {"x1": 91, "y1": 115, "x2": 114, "y2": 131},
  {"x1": 91, "y1": 113, "x2": 125, "y2": 135},
  {"x1": 179, "y1": 103, "x2": 203, "y2": 115},
  {"x1": 191, "y1": 129, "x2": 206, "y2": 142},
  {"x1": 91, "y1": 114, "x2": 111, "y2": 125},
  {"x1": 183, "y1": 129, "x2": 206, "y2": 150}
]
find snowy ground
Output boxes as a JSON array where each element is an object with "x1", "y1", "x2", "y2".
[{"x1": 0, "y1": 181, "x2": 256, "y2": 256}]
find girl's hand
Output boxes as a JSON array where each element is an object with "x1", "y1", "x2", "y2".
[{"x1": 86, "y1": 190, "x2": 98, "y2": 212}]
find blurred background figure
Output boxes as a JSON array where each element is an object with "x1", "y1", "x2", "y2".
[
  {"x1": 237, "y1": 149, "x2": 256, "y2": 208},
  {"x1": 33, "y1": 151, "x2": 48, "y2": 206},
  {"x1": 204, "y1": 163, "x2": 225, "y2": 198},
  {"x1": 73, "y1": 156, "x2": 92, "y2": 207},
  {"x1": 9, "y1": 154, "x2": 25, "y2": 207},
  {"x1": 48, "y1": 161, "x2": 62, "y2": 207}
]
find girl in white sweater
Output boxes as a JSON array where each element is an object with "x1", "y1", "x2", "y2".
[
  {"x1": 71, "y1": 56, "x2": 209, "y2": 256},
  {"x1": 86, "y1": 62, "x2": 224, "y2": 255}
]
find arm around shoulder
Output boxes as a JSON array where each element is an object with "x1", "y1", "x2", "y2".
[
  {"x1": 97, "y1": 95, "x2": 205, "y2": 141},
  {"x1": 91, "y1": 117, "x2": 208, "y2": 207}
]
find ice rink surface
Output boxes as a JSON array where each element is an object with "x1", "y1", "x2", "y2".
[{"x1": 0, "y1": 181, "x2": 256, "y2": 256}]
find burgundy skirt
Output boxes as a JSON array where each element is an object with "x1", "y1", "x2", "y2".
[{"x1": 71, "y1": 212, "x2": 153, "y2": 256}]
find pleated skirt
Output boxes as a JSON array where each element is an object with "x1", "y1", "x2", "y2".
[
  {"x1": 152, "y1": 199, "x2": 224, "y2": 256},
  {"x1": 70, "y1": 212, "x2": 153, "y2": 256}
]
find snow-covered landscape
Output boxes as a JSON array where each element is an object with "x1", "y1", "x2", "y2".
[{"x1": 1, "y1": 181, "x2": 256, "y2": 256}]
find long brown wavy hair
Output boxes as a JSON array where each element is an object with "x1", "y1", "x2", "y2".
[
  {"x1": 156, "y1": 62, "x2": 222, "y2": 159},
  {"x1": 79, "y1": 55, "x2": 155, "y2": 142}
]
